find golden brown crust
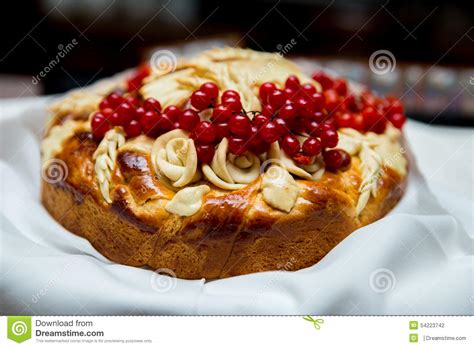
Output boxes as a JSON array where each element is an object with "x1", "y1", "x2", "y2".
[{"x1": 41, "y1": 131, "x2": 406, "y2": 279}]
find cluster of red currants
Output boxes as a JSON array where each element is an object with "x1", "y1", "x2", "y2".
[
  {"x1": 312, "y1": 71, "x2": 407, "y2": 133},
  {"x1": 126, "y1": 64, "x2": 151, "y2": 93},
  {"x1": 91, "y1": 66, "x2": 407, "y2": 173},
  {"x1": 91, "y1": 93, "x2": 173, "y2": 140}
]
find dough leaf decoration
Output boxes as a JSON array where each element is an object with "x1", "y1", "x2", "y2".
[
  {"x1": 165, "y1": 185, "x2": 210, "y2": 216},
  {"x1": 338, "y1": 126, "x2": 407, "y2": 215},
  {"x1": 356, "y1": 143, "x2": 382, "y2": 215},
  {"x1": 93, "y1": 127, "x2": 126, "y2": 203},
  {"x1": 261, "y1": 165, "x2": 300, "y2": 212}
]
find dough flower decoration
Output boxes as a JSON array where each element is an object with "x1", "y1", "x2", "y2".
[
  {"x1": 202, "y1": 138, "x2": 261, "y2": 190},
  {"x1": 151, "y1": 129, "x2": 201, "y2": 188},
  {"x1": 93, "y1": 127, "x2": 126, "y2": 203}
]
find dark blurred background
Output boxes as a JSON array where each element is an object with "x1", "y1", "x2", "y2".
[{"x1": 1, "y1": 0, "x2": 473, "y2": 125}]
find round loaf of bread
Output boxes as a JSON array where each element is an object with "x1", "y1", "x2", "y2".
[{"x1": 41, "y1": 48, "x2": 408, "y2": 279}]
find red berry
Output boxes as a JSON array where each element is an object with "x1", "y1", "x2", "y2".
[
  {"x1": 301, "y1": 83, "x2": 316, "y2": 96},
  {"x1": 311, "y1": 71, "x2": 334, "y2": 90},
  {"x1": 321, "y1": 122, "x2": 336, "y2": 133},
  {"x1": 91, "y1": 113, "x2": 111, "y2": 138},
  {"x1": 293, "y1": 152, "x2": 312, "y2": 165},
  {"x1": 134, "y1": 106, "x2": 146, "y2": 121},
  {"x1": 312, "y1": 111, "x2": 326, "y2": 123},
  {"x1": 320, "y1": 129, "x2": 339, "y2": 148},
  {"x1": 196, "y1": 144, "x2": 215, "y2": 164},
  {"x1": 352, "y1": 114, "x2": 365, "y2": 132},
  {"x1": 283, "y1": 87, "x2": 299, "y2": 101},
  {"x1": 343, "y1": 94, "x2": 359, "y2": 112},
  {"x1": 124, "y1": 119, "x2": 142, "y2": 138},
  {"x1": 324, "y1": 89, "x2": 341, "y2": 113},
  {"x1": 249, "y1": 141, "x2": 270, "y2": 155},
  {"x1": 201, "y1": 82, "x2": 219, "y2": 100},
  {"x1": 221, "y1": 89, "x2": 240, "y2": 101},
  {"x1": 252, "y1": 114, "x2": 269, "y2": 129},
  {"x1": 302, "y1": 137, "x2": 322, "y2": 156},
  {"x1": 259, "y1": 82, "x2": 276, "y2": 103},
  {"x1": 215, "y1": 122, "x2": 230, "y2": 140},
  {"x1": 116, "y1": 102, "x2": 135, "y2": 123},
  {"x1": 191, "y1": 90, "x2": 212, "y2": 111},
  {"x1": 336, "y1": 112, "x2": 353, "y2": 128},
  {"x1": 269, "y1": 89, "x2": 286, "y2": 110},
  {"x1": 323, "y1": 149, "x2": 343, "y2": 171},
  {"x1": 127, "y1": 76, "x2": 143, "y2": 93},
  {"x1": 99, "y1": 99, "x2": 111, "y2": 110},
  {"x1": 390, "y1": 113, "x2": 406, "y2": 129},
  {"x1": 126, "y1": 96, "x2": 141, "y2": 108},
  {"x1": 261, "y1": 104, "x2": 275, "y2": 118},
  {"x1": 140, "y1": 110, "x2": 160, "y2": 132},
  {"x1": 211, "y1": 104, "x2": 232, "y2": 122},
  {"x1": 222, "y1": 97, "x2": 242, "y2": 112},
  {"x1": 143, "y1": 98, "x2": 162, "y2": 112},
  {"x1": 110, "y1": 112, "x2": 125, "y2": 126},
  {"x1": 323, "y1": 149, "x2": 351, "y2": 171},
  {"x1": 386, "y1": 100, "x2": 404, "y2": 117},
  {"x1": 178, "y1": 109, "x2": 200, "y2": 131},
  {"x1": 106, "y1": 92, "x2": 124, "y2": 108},
  {"x1": 285, "y1": 75, "x2": 300, "y2": 90},
  {"x1": 229, "y1": 113, "x2": 251, "y2": 138},
  {"x1": 163, "y1": 105, "x2": 181, "y2": 122},
  {"x1": 228, "y1": 137, "x2": 247, "y2": 155},
  {"x1": 307, "y1": 120, "x2": 320, "y2": 136},
  {"x1": 101, "y1": 107, "x2": 114, "y2": 120},
  {"x1": 193, "y1": 121, "x2": 216, "y2": 144},
  {"x1": 296, "y1": 97, "x2": 314, "y2": 118},
  {"x1": 362, "y1": 106, "x2": 379, "y2": 122},
  {"x1": 339, "y1": 149, "x2": 351, "y2": 171},
  {"x1": 274, "y1": 117, "x2": 289, "y2": 135},
  {"x1": 247, "y1": 125, "x2": 262, "y2": 147},
  {"x1": 173, "y1": 121, "x2": 180, "y2": 129},
  {"x1": 157, "y1": 114, "x2": 174, "y2": 132},
  {"x1": 311, "y1": 93, "x2": 325, "y2": 111},
  {"x1": 281, "y1": 135, "x2": 300, "y2": 156},
  {"x1": 291, "y1": 116, "x2": 308, "y2": 134},
  {"x1": 279, "y1": 103, "x2": 297, "y2": 121},
  {"x1": 333, "y1": 79, "x2": 348, "y2": 96},
  {"x1": 261, "y1": 121, "x2": 280, "y2": 143}
]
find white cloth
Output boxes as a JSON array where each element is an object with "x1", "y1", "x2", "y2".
[{"x1": 0, "y1": 97, "x2": 472, "y2": 315}]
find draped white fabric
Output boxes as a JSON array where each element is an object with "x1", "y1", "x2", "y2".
[{"x1": 0, "y1": 98, "x2": 472, "y2": 315}]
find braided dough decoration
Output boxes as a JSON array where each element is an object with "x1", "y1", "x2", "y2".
[
  {"x1": 337, "y1": 125, "x2": 407, "y2": 215},
  {"x1": 93, "y1": 128, "x2": 126, "y2": 203}
]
